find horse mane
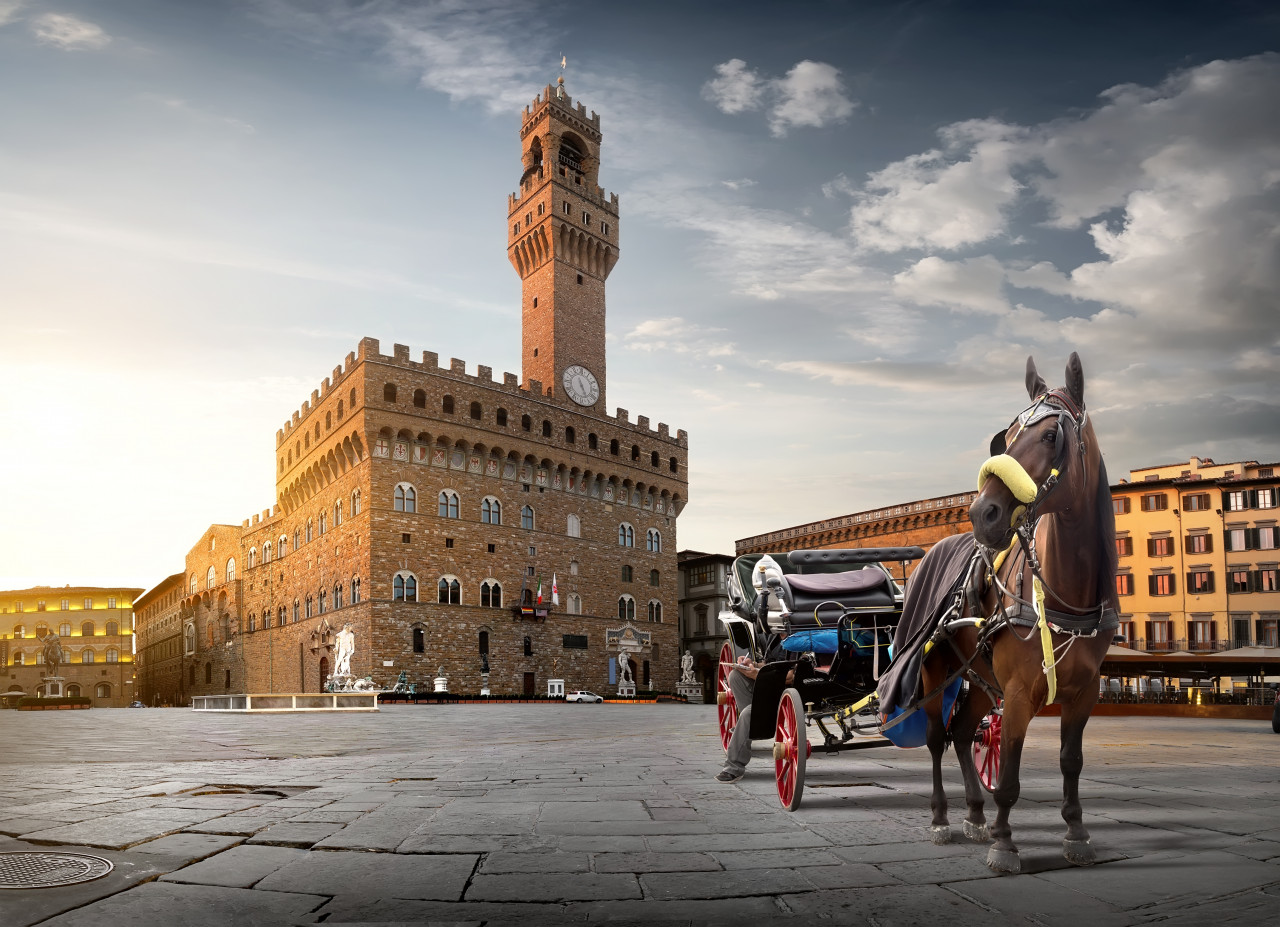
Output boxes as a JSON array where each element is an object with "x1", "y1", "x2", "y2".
[{"x1": 1093, "y1": 453, "x2": 1120, "y2": 614}]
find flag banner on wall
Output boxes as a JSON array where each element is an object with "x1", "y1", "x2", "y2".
[
  {"x1": 536, "y1": 577, "x2": 543, "y2": 604},
  {"x1": 551, "y1": 574, "x2": 560, "y2": 606}
]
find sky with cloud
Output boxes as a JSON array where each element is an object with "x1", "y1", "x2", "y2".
[{"x1": 2, "y1": 0, "x2": 1278, "y2": 589}]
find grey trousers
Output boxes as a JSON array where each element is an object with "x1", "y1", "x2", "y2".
[{"x1": 723, "y1": 668, "x2": 756, "y2": 774}]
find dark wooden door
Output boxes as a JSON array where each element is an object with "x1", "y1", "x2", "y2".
[{"x1": 523, "y1": 672, "x2": 535, "y2": 696}]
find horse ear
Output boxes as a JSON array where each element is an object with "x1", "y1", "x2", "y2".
[
  {"x1": 990, "y1": 430, "x2": 1008, "y2": 456},
  {"x1": 1025, "y1": 356, "x2": 1047, "y2": 399},
  {"x1": 1065, "y1": 351, "x2": 1085, "y2": 409}
]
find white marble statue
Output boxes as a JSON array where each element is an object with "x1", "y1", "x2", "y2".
[
  {"x1": 680, "y1": 649, "x2": 696, "y2": 685},
  {"x1": 334, "y1": 623, "x2": 355, "y2": 678},
  {"x1": 617, "y1": 653, "x2": 634, "y2": 686}
]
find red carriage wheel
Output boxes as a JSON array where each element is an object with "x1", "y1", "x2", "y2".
[
  {"x1": 716, "y1": 641, "x2": 737, "y2": 751},
  {"x1": 973, "y1": 701, "x2": 1003, "y2": 792},
  {"x1": 774, "y1": 687, "x2": 808, "y2": 811}
]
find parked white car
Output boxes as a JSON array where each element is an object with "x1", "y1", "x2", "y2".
[{"x1": 566, "y1": 690, "x2": 603, "y2": 703}]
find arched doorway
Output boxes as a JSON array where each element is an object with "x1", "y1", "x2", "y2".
[{"x1": 319, "y1": 656, "x2": 329, "y2": 692}]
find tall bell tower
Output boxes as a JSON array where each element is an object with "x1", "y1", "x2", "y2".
[{"x1": 508, "y1": 77, "x2": 618, "y2": 411}]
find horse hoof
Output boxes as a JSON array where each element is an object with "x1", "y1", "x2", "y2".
[
  {"x1": 963, "y1": 820, "x2": 990, "y2": 842},
  {"x1": 986, "y1": 846, "x2": 1021, "y2": 873},
  {"x1": 1063, "y1": 838, "x2": 1096, "y2": 865},
  {"x1": 930, "y1": 825, "x2": 951, "y2": 845}
]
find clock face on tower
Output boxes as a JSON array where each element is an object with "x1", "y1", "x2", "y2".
[{"x1": 562, "y1": 365, "x2": 600, "y2": 406}]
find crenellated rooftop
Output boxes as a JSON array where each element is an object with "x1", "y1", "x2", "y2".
[{"x1": 277, "y1": 337, "x2": 686, "y2": 450}]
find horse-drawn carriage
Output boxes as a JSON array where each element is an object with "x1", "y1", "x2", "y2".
[
  {"x1": 716, "y1": 546, "x2": 1002, "y2": 811},
  {"x1": 715, "y1": 354, "x2": 1118, "y2": 874}
]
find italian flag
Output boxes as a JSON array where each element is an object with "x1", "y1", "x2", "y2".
[{"x1": 536, "y1": 577, "x2": 543, "y2": 604}]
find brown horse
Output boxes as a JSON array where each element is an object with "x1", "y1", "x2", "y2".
[{"x1": 920, "y1": 352, "x2": 1119, "y2": 873}]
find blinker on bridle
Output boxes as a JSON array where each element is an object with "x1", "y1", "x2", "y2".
[{"x1": 976, "y1": 387, "x2": 1088, "y2": 539}]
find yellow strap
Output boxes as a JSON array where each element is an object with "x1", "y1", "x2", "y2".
[{"x1": 1034, "y1": 576, "x2": 1057, "y2": 704}]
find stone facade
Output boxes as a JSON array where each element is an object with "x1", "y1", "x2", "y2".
[
  {"x1": 1, "y1": 585, "x2": 142, "y2": 707},
  {"x1": 133, "y1": 572, "x2": 184, "y2": 706},
  {"x1": 677, "y1": 550, "x2": 734, "y2": 703},
  {"x1": 140, "y1": 80, "x2": 689, "y2": 701}
]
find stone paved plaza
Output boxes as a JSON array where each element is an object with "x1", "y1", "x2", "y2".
[{"x1": 2, "y1": 704, "x2": 1279, "y2": 926}]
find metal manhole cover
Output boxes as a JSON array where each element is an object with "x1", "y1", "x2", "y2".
[{"x1": 0, "y1": 852, "x2": 114, "y2": 889}]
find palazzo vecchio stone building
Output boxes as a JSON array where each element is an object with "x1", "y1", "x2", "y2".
[{"x1": 136, "y1": 80, "x2": 688, "y2": 700}]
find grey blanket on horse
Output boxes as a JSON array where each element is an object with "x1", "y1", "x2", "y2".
[{"x1": 877, "y1": 532, "x2": 977, "y2": 716}]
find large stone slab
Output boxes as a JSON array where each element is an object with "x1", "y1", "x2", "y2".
[
  {"x1": 255, "y1": 848, "x2": 479, "y2": 900},
  {"x1": 160, "y1": 845, "x2": 309, "y2": 888}
]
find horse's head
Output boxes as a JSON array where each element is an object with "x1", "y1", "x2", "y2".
[{"x1": 970, "y1": 353, "x2": 1093, "y2": 550}]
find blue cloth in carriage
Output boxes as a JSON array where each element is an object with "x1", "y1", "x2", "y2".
[
  {"x1": 781, "y1": 627, "x2": 891, "y2": 655},
  {"x1": 879, "y1": 676, "x2": 962, "y2": 749}
]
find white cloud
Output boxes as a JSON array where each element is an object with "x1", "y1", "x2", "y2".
[
  {"x1": 624, "y1": 316, "x2": 735, "y2": 358},
  {"x1": 702, "y1": 58, "x2": 764, "y2": 114},
  {"x1": 721, "y1": 178, "x2": 757, "y2": 190},
  {"x1": 31, "y1": 12, "x2": 110, "y2": 50},
  {"x1": 0, "y1": 1, "x2": 25, "y2": 28},
  {"x1": 892, "y1": 255, "x2": 1009, "y2": 315},
  {"x1": 769, "y1": 60, "x2": 856, "y2": 137},
  {"x1": 703, "y1": 57, "x2": 855, "y2": 136}
]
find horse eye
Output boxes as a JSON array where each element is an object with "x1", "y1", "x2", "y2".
[{"x1": 1043, "y1": 430, "x2": 1057, "y2": 444}]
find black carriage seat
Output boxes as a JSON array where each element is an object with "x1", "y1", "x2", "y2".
[{"x1": 778, "y1": 567, "x2": 895, "y2": 624}]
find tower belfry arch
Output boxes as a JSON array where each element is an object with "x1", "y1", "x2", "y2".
[{"x1": 508, "y1": 77, "x2": 619, "y2": 410}]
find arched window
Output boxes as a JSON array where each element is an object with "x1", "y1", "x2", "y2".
[
  {"x1": 226, "y1": 558, "x2": 236, "y2": 583},
  {"x1": 413, "y1": 388, "x2": 427, "y2": 408},
  {"x1": 497, "y1": 408, "x2": 508, "y2": 426},
  {"x1": 647, "y1": 529, "x2": 662, "y2": 553},
  {"x1": 307, "y1": 519, "x2": 314, "y2": 543},
  {"x1": 206, "y1": 566, "x2": 216, "y2": 588},
  {"x1": 479, "y1": 630, "x2": 489, "y2": 654},
  {"x1": 521, "y1": 414, "x2": 532, "y2": 431},
  {"x1": 350, "y1": 576, "x2": 361, "y2": 604},
  {"x1": 481, "y1": 497, "x2": 502, "y2": 525},
  {"x1": 96, "y1": 683, "x2": 111, "y2": 699},
  {"x1": 82, "y1": 648, "x2": 95, "y2": 664},
  {"x1": 383, "y1": 383, "x2": 397, "y2": 402},
  {"x1": 351, "y1": 489, "x2": 362, "y2": 516},
  {"x1": 631, "y1": 445, "x2": 640, "y2": 461},
  {"x1": 333, "y1": 583, "x2": 343, "y2": 609},
  {"x1": 438, "y1": 491, "x2": 459, "y2": 518},
  {"x1": 305, "y1": 595, "x2": 314, "y2": 618},
  {"x1": 521, "y1": 505, "x2": 535, "y2": 530},
  {"x1": 318, "y1": 513, "x2": 327, "y2": 536},
  {"x1": 334, "y1": 501, "x2": 342, "y2": 527},
  {"x1": 443, "y1": 395, "x2": 455, "y2": 414},
  {"x1": 669, "y1": 457, "x2": 679, "y2": 473},
  {"x1": 190, "y1": 573, "x2": 198, "y2": 594},
  {"x1": 59, "y1": 622, "x2": 70, "y2": 637},
  {"x1": 621, "y1": 565, "x2": 633, "y2": 582},
  {"x1": 469, "y1": 401, "x2": 482, "y2": 420},
  {"x1": 524, "y1": 635, "x2": 533, "y2": 656},
  {"x1": 480, "y1": 580, "x2": 502, "y2": 608},
  {"x1": 319, "y1": 590, "x2": 327, "y2": 614},
  {"x1": 279, "y1": 534, "x2": 288, "y2": 555},
  {"x1": 263, "y1": 609, "x2": 272, "y2": 629},
  {"x1": 618, "y1": 596, "x2": 635, "y2": 621},
  {"x1": 565, "y1": 426, "x2": 576, "y2": 444},
  {"x1": 105, "y1": 621, "x2": 118, "y2": 636},
  {"x1": 65, "y1": 683, "x2": 80, "y2": 697},
  {"x1": 589, "y1": 433, "x2": 598, "y2": 450},
  {"x1": 437, "y1": 576, "x2": 461, "y2": 605},
  {"x1": 184, "y1": 624, "x2": 195, "y2": 654},
  {"x1": 293, "y1": 599, "x2": 300, "y2": 623},
  {"x1": 648, "y1": 600, "x2": 663, "y2": 622},
  {"x1": 413, "y1": 628, "x2": 425, "y2": 652},
  {"x1": 566, "y1": 593, "x2": 582, "y2": 615},
  {"x1": 610, "y1": 439, "x2": 619, "y2": 455},
  {"x1": 570, "y1": 560, "x2": 579, "y2": 575},
  {"x1": 542, "y1": 420, "x2": 552, "y2": 437},
  {"x1": 263, "y1": 539, "x2": 273, "y2": 563},
  {"x1": 248, "y1": 613, "x2": 257, "y2": 632},
  {"x1": 82, "y1": 621, "x2": 95, "y2": 637},
  {"x1": 277, "y1": 606, "x2": 286, "y2": 627},
  {"x1": 393, "y1": 572, "x2": 418, "y2": 602},
  {"x1": 10, "y1": 651, "x2": 22, "y2": 665},
  {"x1": 650, "y1": 569, "x2": 660, "y2": 586},
  {"x1": 651, "y1": 450, "x2": 660, "y2": 467},
  {"x1": 394, "y1": 483, "x2": 417, "y2": 513},
  {"x1": 294, "y1": 528, "x2": 301, "y2": 549},
  {"x1": 618, "y1": 523, "x2": 634, "y2": 547},
  {"x1": 567, "y1": 514, "x2": 581, "y2": 538},
  {"x1": 248, "y1": 547, "x2": 257, "y2": 569}
]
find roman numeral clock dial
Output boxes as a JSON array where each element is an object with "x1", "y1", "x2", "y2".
[{"x1": 562, "y1": 365, "x2": 599, "y2": 406}]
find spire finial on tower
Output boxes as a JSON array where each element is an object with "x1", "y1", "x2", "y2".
[{"x1": 557, "y1": 54, "x2": 566, "y2": 98}]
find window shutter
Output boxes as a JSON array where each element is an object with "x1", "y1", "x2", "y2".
[
  {"x1": 1248, "y1": 527, "x2": 1260, "y2": 550},
  {"x1": 1144, "y1": 620, "x2": 1153, "y2": 641},
  {"x1": 1204, "y1": 534, "x2": 1213, "y2": 554},
  {"x1": 1222, "y1": 490, "x2": 1231, "y2": 508},
  {"x1": 1209, "y1": 620, "x2": 1216, "y2": 642},
  {"x1": 1248, "y1": 489, "x2": 1258, "y2": 508},
  {"x1": 1224, "y1": 531, "x2": 1233, "y2": 552},
  {"x1": 1148, "y1": 575, "x2": 1157, "y2": 596},
  {"x1": 1185, "y1": 571, "x2": 1193, "y2": 590},
  {"x1": 1146, "y1": 538, "x2": 1156, "y2": 557},
  {"x1": 1206, "y1": 572, "x2": 1214, "y2": 593}
]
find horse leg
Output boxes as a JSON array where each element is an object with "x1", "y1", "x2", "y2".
[
  {"x1": 925, "y1": 703, "x2": 951, "y2": 844},
  {"x1": 1060, "y1": 690, "x2": 1098, "y2": 864},
  {"x1": 951, "y1": 687, "x2": 993, "y2": 842},
  {"x1": 986, "y1": 696, "x2": 1031, "y2": 873}
]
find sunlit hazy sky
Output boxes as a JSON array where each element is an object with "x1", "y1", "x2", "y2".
[{"x1": 3, "y1": 1, "x2": 1279, "y2": 591}]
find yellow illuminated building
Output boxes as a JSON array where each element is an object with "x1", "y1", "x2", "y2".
[
  {"x1": 1112, "y1": 457, "x2": 1280, "y2": 652},
  {"x1": 0, "y1": 585, "x2": 143, "y2": 707}
]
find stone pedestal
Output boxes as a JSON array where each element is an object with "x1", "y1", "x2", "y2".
[
  {"x1": 433, "y1": 675, "x2": 449, "y2": 693},
  {"x1": 616, "y1": 683, "x2": 636, "y2": 698},
  {"x1": 547, "y1": 678, "x2": 565, "y2": 698},
  {"x1": 43, "y1": 677, "x2": 64, "y2": 698},
  {"x1": 480, "y1": 673, "x2": 490, "y2": 697},
  {"x1": 677, "y1": 684, "x2": 702, "y2": 701}
]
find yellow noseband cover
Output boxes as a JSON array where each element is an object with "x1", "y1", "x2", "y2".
[{"x1": 977, "y1": 454, "x2": 1038, "y2": 504}]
